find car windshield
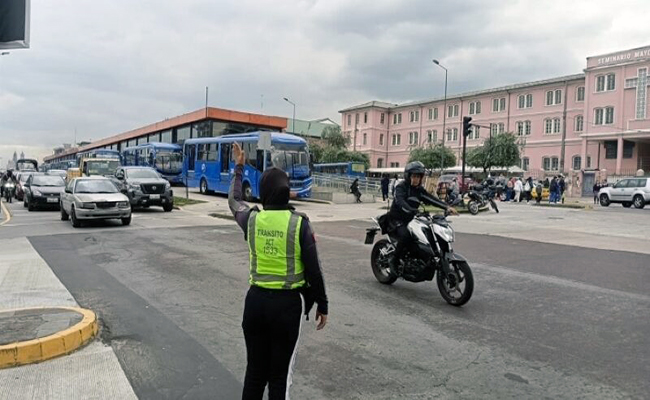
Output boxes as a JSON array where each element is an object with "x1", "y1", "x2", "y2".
[
  {"x1": 75, "y1": 180, "x2": 118, "y2": 194},
  {"x1": 127, "y1": 169, "x2": 160, "y2": 179},
  {"x1": 154, "y1": 151, "x2": 183, "y2": 174},
  {"x1": 32, "y1": 176, "x2": 65, "y2": 186},
  {"x1": 86, "y1": 160, "x2": 120, "y2": 176}
]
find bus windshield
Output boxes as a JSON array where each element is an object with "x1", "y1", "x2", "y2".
[
  {"x1": 270, "y1": 143, "x2": 309, "y2": 178},
  {"x1": 86, "y1": 160, "x2": 120, "y2": 176},
  {"x1": 155, "y1": 151, "x2": 183, "y2": 174}
]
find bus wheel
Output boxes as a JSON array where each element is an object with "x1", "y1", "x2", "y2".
[
  {"x1": 200, "y1": 178, "x2": 209, "y2": 194},
  {"x1": 243, "y1": 182, "x2": 253, "y2": 202}
]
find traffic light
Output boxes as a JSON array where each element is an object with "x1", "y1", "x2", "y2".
[{"x1": 463, "y1": 116, "x2": 473, "y2": 137}]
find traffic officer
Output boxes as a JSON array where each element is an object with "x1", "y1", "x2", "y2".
[{"x1": 228, "y1": 143, "x2": 328, "y2": 400}]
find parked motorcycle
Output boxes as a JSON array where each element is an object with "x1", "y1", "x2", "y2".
[
  {"x1": 3, "y1": 182, "x2": 15, "y2": 203},
  {"x1": 466, "y1": 183, "x2": 500, "y2": 215},
  {"x1": 365, "y1": 198, "x2": 474, "y2": 306}
]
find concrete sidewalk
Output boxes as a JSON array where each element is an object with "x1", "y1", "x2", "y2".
[{"x1": 0, "y1": 237, "x2": 136, "y2": 399}]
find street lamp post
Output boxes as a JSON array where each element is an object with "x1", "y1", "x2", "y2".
[
  {"x1": 283, "y1": 97, "x2": 296, "y2": 133},
  {"x1": 433, "y1": 59, "x2": 448, "y2": 171}
]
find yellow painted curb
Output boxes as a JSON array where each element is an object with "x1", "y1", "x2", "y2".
[
  {"x1": 0, "y1": 200, "x2": 12, "y2": 226},
  {"x1": 0, "y1": 307, "x2": 98, "y2": 369}
]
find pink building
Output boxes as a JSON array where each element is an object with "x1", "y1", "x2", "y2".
[{"x1": 340, "y1": 45, "x2": 650, "y2": 194}]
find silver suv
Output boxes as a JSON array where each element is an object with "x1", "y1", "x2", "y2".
[{"x1": 599, "y1": 178, "x2": 650, "y2": 209}]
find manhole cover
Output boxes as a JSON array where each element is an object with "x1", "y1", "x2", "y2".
[
  {"x1": 547, "y1": 216, "x2": 564, "y2": 220},
  {"x1": 317, "y1": 215, "x2": 333, "y2": 218}
]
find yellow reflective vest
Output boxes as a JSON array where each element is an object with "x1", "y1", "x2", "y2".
[{"x1": 247, "y1": 210, "x2": 306, "y2": 289}]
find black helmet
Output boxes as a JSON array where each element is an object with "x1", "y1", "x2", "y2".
[{"x1": 404, "y1": 161, "x2": 425, "y2": 180}]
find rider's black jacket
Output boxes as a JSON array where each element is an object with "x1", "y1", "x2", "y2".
[{"x1": 389, "y1": 180, "x2": 448, "y2": 223}]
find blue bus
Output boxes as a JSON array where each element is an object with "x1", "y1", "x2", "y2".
[
  {"x1": 77, "y1": 149, "x2": 122, "y2": 162},
  {"x1": 313, "y1": 162, "x2": 366, "y2": 178},
  {"x1": 122, "y1": 142, "x2": 184, "y2": 184},
  {"x1": 183, "y1": 132, "x2": 312, "y2": 200}
]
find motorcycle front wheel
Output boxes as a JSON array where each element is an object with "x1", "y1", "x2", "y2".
[
  {"x1": 371, "y1": 239, "x2": 397, "y2": 285},
  {"x1": 437, "y1": 260, "x2": 474, "y2": 306},
  {"x1": 468, "y1": 201, "x2": 479, "y2": 215}
]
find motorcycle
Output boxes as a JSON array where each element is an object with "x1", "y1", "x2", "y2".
[
  {"x1": 3, "y1": 182, "x2": 15, "y2": 203},
  {"x1": 466, "y1": 183, "x2": 500, "y2": 215},
  {"x1": 365, "y1": 198, "x2": 474, "y2": 306}
]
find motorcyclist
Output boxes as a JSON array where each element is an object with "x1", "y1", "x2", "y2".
[
  {"x1": 1, "y1": 170, "x2": 17, "y2": 198},
  {"x1": 388, "y1": 161, "x2": 458, "y2": 273}
]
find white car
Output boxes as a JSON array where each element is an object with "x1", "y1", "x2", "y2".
[
  {"x1": 60, "y1": 177, "x2": 132, "y2": 227},
  {"x1": 598, "y1": 178, "x2": 650, "y2": 209}
]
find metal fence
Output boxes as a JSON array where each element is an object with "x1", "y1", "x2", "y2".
[{"x1": 312, "y1": 173, "x2": 383, "y2": 194}]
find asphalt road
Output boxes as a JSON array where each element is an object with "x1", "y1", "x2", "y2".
[{"x1": 3, "y1": 200, "x2": 649, "y2": 399}]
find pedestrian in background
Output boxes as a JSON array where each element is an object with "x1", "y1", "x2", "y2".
[
  {"x1": 351, "y1": 178, "x2": 362, "y2": 203},
  {"x1": 506, "y1": 178, "x2": 514, "y2": 201},
  {"x1": 523, "y1": 177, "x2": 532, "y2": 203},
  {"x1": 229, "y1": 143, "x2": 328, "y2": 399},
  {"x1": 381, "y1": 174, "x2": 389, "y2": 201},
  {"x1": 559, "y1": 175, "x2": 566, "y2": 204},
  {"x1": 549, "y1": 176, "x2": 558, "y2": 204},
  {"x1": 535, "y1": 180, "x2": 543, "y2": 204},
  {"x1": 514, "y1": 178, "x2": 523, "y2": 202},
  {"x1": 593, "y1": 181, "x2": 601, "y2": 204}
]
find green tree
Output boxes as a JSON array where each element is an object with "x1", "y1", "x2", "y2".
[
  {"x1": 321, "y1": 125, "x2": 350, "y2": 149},
  {"x1": 408, "y1": 144, "x2": 457, "y2": 170},
  {"x1": 466, "y1": 132, "x2": 521, "y2": 173},
  {"x1": 320, "y1": 148, "x2": 370, "y2": 169}
]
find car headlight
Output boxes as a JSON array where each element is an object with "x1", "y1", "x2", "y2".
[
  {"x1": 117, "y1": 201, "x2": 130, "y2": 208},
  {"x1": 32, "y1": 189, "x2": 42, "y2": 196},
  {"x1": 164, "y1": 181, "x2": 171, "y2": 190},
  {"x1": 79, "y1": 202, "x2": 95, "y2": 209},
  {"x1": 128, "y1": 184, "x2": 141, "y2": 191}
]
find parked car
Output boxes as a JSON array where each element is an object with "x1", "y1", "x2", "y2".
[
  {"x1": 437, "y1": 174, "x2": 474, "y2": 196},
  {"x1": 23, "y1": 174, "x2": 66, "y2": 211},
  {"x1": 599, "y1": 177, "x2": 650, "y2": 209},
  {"x1": 111, "y1": 166, "x2": 174, "y2": 212},
  {"x1": 60, "y1": 177, "x2": 132, "y2": 227},
  {"x1": 15, "y1": 172, "x2": 40, "y2": 201}
]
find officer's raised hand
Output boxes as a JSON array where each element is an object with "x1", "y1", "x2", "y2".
[{"x1": 232, "y1": 142, "x2": 245, "y2": 166}]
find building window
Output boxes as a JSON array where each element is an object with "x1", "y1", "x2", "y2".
[
  {"x1": 587, "y1": 155, "x2": 592, "y2": 168},
  {"x1": 553, "y1": 118, "x2": 561, "y2": 133},
  {"x1": 415, "y1": 110, "x2": 419, "y2": 122},
  {"x1": 453, "y1": 104, "x2": 459, "y2": 117},
  {"x1": 393, "y1": 114, "x2": 397, "y2": 124},
  {"x1": 498, "y1": 123, "x2": 505, "y2": 134},
  {"x1": 377, "y1": 158, "x2": 383, "y2": 168},
  {"x1": 572, "y1": 156, "x2": 581, "y2": 170},
  {"x1": 355, "y1": 113, "x2": 359, "y2": 124},
  {"x1": 555, "y1": 89, "x2": 562, "y2": 105},
  {"x1": 516, "y1": 121, "x2": 524, "y2": 136},
  {"x1": 434, "y1": 107, "x2": 438, "y2": 120},
  {"x1": 521, "y1": 157, "x2": 529, "y2": 171},
  {"x1": 469, "y1": 126, "x2": 480, "y2": 140},
  {"x1": 347, "y1": 115, "x2": 351, "y2": 126},
  {"x1": 605, "y1": 107, "x2": 614, "y2": 124},
  {"x1": 575, "y1": 115, "x2": 584, "y2": 132},
  {"x1": 379, "y1": 134, "x2": 384, "y2": 146},
  {"x1": 390, "y1": 162, "x2": 400, "y2": 168},
  {"x1": 526, "y1": 93, "x2": 533, "y2": 108},
  {"x1": 409, "y1": 131, "x2": 419, "y2": 145},
  {"x1": 428, "y1": 108, "x2": 433, "y2": 120},
  {"x1": 392, "y1": 134, "x2": 397, "y2": 146},
  {"x1": 546, "y1": 91, "x2": 554, "y2": 105},
  {"x1": 448, "y1": 104, "x2": 459, "y2": 118},
  {"x1": 525, "y1": 120, "x2": 531, "y2": 135},
  {"x1": 469, "y1": 101, "x2": 481, "y2": 115},
  {"x1": 453, "y1": 128, "x2": 458, "y2": 141},
  {"x1": 544, "y1": 119, "x2": 552, "y2": 134},
  {"x1": 380, "y1": 113, "x2": 385, "y2": 124},
  {"x1": 446, "y1": 129, "x2": 452, "y2": 141},
  {"x1": 397, "y1": 134, "x2": 401, "y2": 145},
  {"x1": 363, "y1": 133, "x2": 367, "y2": 145},
  {"x1": 576, "y1": 86, "x2": 585, "y2": 102},
  {"x1": 595, "y1": 108, "x2": 604, "y2": 125},
  {"x1": 518, "y1": 95, "x2": 525, "y2": 109},
  {"x1": 551, "y1": 157, "x2": 559, "y2": 171},
  {"x1": 624, "y1": 141, "x2": 634, "y2": 158},
  {"x1": 546, "y1": 90, "x2": 562, "y2": 106},
  {"x1": 398, "y1": 113, "x2": 402, "y2": 124},
  {"x1": 636, "y1": 68, "x2": 647, "y2": 120},
  {"x1": 543, "y1": 157, "x2": 559, "y2": 171},
  {"x1": 493, "y1": 97, "x2": 506, "y2": 112},
  {"x1": 596, "y1": 75, "x2": 606, "y2": 92},
  {"x1": 427, "y1": 130, "x2": 437, "y2": 143},
  {"x1": 490, "y1": 123, "x2": 498, "y2": 136},
  {"x1": 606, "y1": 73, "x2": 616, "y2": 91},
  {"x1": 410, "y1": 111, "x2": 415, "y2": 122},
  {"x1": 604, "y1": 141, "x2": 617, "y2": 159},
  {"x1": 364, "y1": 112, "x2": 368, "y2": 124}
]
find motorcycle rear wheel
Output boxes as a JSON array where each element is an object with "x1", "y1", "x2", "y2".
[
  {"x1": 371, "y1": 239, "x2": 397, "y2": 285},
  {"x1": 437, "y1": 260, "x2": 474, "y2": 306},
  {"x1": 468, "y1": 201, "x2": 479, "y2": 215}
]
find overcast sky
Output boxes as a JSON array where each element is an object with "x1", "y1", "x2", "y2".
[{"x1": 1, "y1": 0, "x2": 650, "y2": 164}]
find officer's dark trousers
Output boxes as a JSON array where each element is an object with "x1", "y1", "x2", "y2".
[{"x1": 242, "y1": 286, "x2": 304, "y2": 400}]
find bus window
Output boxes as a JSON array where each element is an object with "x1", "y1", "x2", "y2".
[
  {"x1": 186, "y1": 145, "x2": 196, "y2": 171},
  {"x1": 256, "y1": 149, "x2": 264, "y2": 171},
  {"x1": 207, "y1": 144, "x2": 217, "y2": 161},
  {"x1": 220, "y1": 143, "x2": 231, "y2": 173},
  {"x1": 197, "y1": 144, "x2": 206, "y2": 161}
]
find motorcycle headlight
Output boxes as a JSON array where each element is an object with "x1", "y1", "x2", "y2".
[
  {"x1": 435, "y1": 225, "x2": 455, "y2": 243},
  {"x1": 79, "y1": 202, "x2": 95, "y2": 209}
]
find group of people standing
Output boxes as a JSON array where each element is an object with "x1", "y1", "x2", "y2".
[
  {"x1": 547, "y1": 175, "x2": 567, "y2": 204},
  {"x1": 503, "y1": 176, "x2": 536, "y2": 203}
]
